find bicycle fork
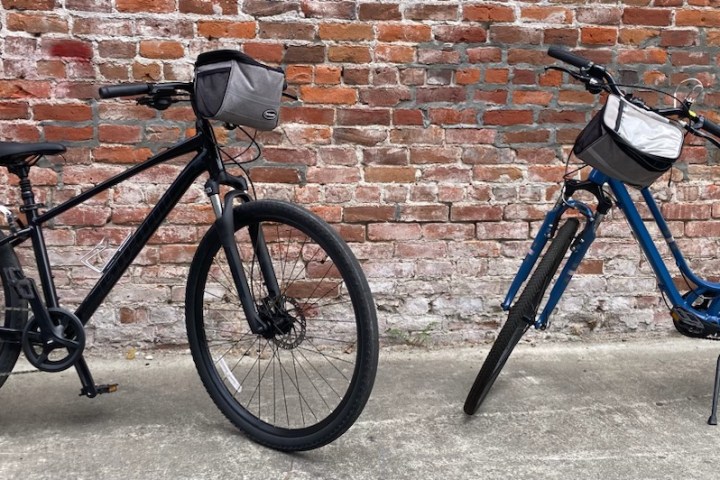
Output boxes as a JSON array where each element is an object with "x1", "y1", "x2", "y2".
[
  {"x1": 502, "y1": 177, "x2": 613, "y2": 330},
  {"x1": 205, "y1": 178, "x2": 280, "y2": 338}
]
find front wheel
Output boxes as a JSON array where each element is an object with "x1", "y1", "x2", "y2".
[
  {"x1": 464, "y1": 218, "x2": 579, "y2": 415},
  {"x1": 186, "y1": 200, "x2": 378, "y2": 451}
]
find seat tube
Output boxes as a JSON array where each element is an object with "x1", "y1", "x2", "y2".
[{"x1": 18, "y1": 173, "x2": 59, "y2": 307}]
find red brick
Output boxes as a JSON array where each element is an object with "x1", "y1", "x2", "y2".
[
  {"x1": 375, "y1": 45, "x2": 415, "y2": 63},
  {"x1": 93, "y1": 146, "x2": 153, "y2": 163},
  {"x1": 3, "y1": 0, "x2": 56, "y2": 9},
  {"x1": 56, "y1": 206, "x2": 112, "y2": 227},
  {"x1": 378, "y1": 24, "x2": 432, "y2": 42},
  {"x1": 117, "y1": 0, "x2": 174, "y2": 12},
  {"x1": 198, "y1": 21, "x2": 256, "y2": 38},
  {"x1": 259, "y1": 22, "x2": 315, "y2": 40},
  {"x1": 622, "y1": 7, "x2": 672, "y2": 25},
  {"x1": 365, "y1": 166, "x2": 416, "y2": 183},
  {"x1": 300, "y1": 86, "x2": 357, "y2": 105},
  {"x1": 619, "y1": 28, "x2": 660, "y2": 45},
  {"x1": 406, "y1": 4, "x2": 458, "y2": 21},
  {"x1": 243, "y1": 0, "x2": 299, "y2": 16},
  {"x1": 451, "y1": 205, "x2": 504, "y2": 222},
  {"x1": 34, "y1": 103, "x2": 92, "y2": 121},
  {"x1": 660, "y1": 29, "x2": 698, "y2": 47},
  {"x1": 328, "y1": 46, "x2": 371, "y2": 63},
  {"x1": 344, "y1": 206, "x2": 396, "y2": 222},
  {"x1": 319, "y1": 23, "x2": 373, "y2": 41},
  {"x1": 139, "y1": 40, "x2": 184, "y2": 59},
  {"x1": 44, "y1": 125, "x2": 93, "y2": 142},
  {"x1": 358, "y1": 3, "x2": 400, "y2": 20},
  {"x1": 0, "y1": 102, "x2": 29, "y2": 120},
  {"x1": 242, "y1": 42, "x2": 284, "y2": 63},
  {"x1": 338, "y1": 108, "x2": 391, "y2": 126},
  {"x1": 490, "y1": 26, "x2": 543, "y2": 44},
  {"x1": 179, "y1": 0, "x2": 236, "y2": 14},
  {"x1": 7, "y1": 13, "x2": 68, "y2": 33},
  {"x1": 360, "y1": 87, "x2": 412, "y2": 107},
  {"x1": 249, "y1": 167, "x2": 301, "y2": 184},
  {"x1": 315, "y1": 65, "x2": 342, "y2": 84},
  {"x1": 521, "y1": 6, "x2": 572, "y2": 23},
  {"x1": 464, "y1": 4, "x2": 515, "y2": 22},
  {"x1": 581, "y1": 27, "x2": 618, "y2": 45},
  {"x1": 483, "y1": 110, "x2": 534, "y2": 126},
  {"x1": 280, "y1": 106, "x2": 334, "y2": 125},
  {"x1": 433, "y1": 25, "x2": 487, "y2": 43},
  {"x1": 98, "y1": 125, "x2": 143, "y2": 144},
  {"x1": 43, "y1": 39, "x2": 93, "y2": 59}
]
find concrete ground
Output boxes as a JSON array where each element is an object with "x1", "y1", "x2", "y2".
[{"x1": 1, "y1": 337, "x2": 720, "y2": 479}]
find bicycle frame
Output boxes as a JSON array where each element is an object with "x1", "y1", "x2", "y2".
[
  {"x1": 0, "y1": 118, "x2": 275, "y2": 393},
  {"x1": 503, "y1": 168, "x2": 720, "y2": 330}
]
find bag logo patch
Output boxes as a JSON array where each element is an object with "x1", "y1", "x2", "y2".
[{"x1": 263, "y1": 110, "x2": 278, "y2": 121}]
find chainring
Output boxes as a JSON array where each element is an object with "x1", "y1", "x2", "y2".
[{"x1": 22, "y1": 307, "x2": 85, "y2": 372}]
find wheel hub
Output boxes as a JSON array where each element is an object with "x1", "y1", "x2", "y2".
[{"x1": 257, "y1": 296, "x2": 306, "y2": 349}]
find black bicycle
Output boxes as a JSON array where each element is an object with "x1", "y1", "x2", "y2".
[{"x1": 0, "y1": 50, "x2": 379, "y2": 451}]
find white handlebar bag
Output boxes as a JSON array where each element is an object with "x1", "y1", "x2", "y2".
[
  {"x1": 194, "y1": 50, "x2": 285, "y2": 131},
  {"x1": 573, "y1": 94, "x2": 686, "y2": 187}
]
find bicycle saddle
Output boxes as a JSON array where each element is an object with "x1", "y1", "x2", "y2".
[{"x1": 0, "y1": 142, "x2": 66, "y2": 166}]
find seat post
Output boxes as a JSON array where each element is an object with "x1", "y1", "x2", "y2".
[{"x1": 9, "y1": 165, "x2": 41, "y2": 221}]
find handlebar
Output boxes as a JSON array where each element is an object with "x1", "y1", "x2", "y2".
[
  {"x1": 548, "y1": 46, "x2": 592, "y2": 69},
  {"x1": 99, "y1": 83, "x2": 153, "y2": 99},
  {"x1": 700, "y1": 116, "x2": 720, "y2": 138},
  {"x1": 548, "y1": 46, "x2": 720, "y2": 142}
]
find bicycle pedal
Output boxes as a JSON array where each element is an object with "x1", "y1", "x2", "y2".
[
  {"x1": 80, "y1": 383, "x2": 118, "y2": 397},
  {"x1": 97, "y1": 383, "x2": 118, "y2": 394}
]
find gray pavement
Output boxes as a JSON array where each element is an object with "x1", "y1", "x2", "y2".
[{"x1": 2, "y1": 337, "x2": 720, "y2": 479}]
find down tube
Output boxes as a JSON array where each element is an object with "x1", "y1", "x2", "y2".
[
  {"x1": 74, "y1": 152, "x2": 208, "y2": 324},
  {"x1": 608, "y1": 179, "x2": 684, "y2": 306}
]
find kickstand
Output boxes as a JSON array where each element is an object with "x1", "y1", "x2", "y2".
[{"x1": 708, "y1": 354, "x2": 720, "y2": 425}]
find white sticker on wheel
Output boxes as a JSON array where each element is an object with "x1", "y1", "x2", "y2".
[{"x1": 218, "y1": 358, "x2": 242, "y2": 393}]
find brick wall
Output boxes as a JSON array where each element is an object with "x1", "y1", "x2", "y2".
[{"x1": 1, "y1": 0, "x2": 719, "y2": 348}]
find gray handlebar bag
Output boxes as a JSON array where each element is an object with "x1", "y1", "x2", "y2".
[
  {"x1": 194, "y1": 50, "x2": 285, "y2": 131},
  {"x1": 573, "y1": 94, "x2": 685, "y2": 187}
]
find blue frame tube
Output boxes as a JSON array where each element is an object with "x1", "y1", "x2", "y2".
[{"x1": 608, "y1": 179, "x2": 685, "y2": 306}]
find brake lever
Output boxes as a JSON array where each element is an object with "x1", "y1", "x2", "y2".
[{"x1": 546, "y1": 66, "x2": 606, "y2": 94}]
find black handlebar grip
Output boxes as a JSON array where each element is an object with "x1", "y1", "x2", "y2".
[
  {"x1": 702, "y1": 116, "x2": 720, "y2": 138},
  {"x1": 548, "y1": 46, "x2": 592, "y2": 69},
  {"x1": 98, "y1": 83, "x2": 152, "y2": 99}
]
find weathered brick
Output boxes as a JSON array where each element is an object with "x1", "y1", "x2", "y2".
[
  {"x1": 139, "y1": 40, "x2": 184, "y2": 59},
  {"x1": 319, "y1": 23, "x2": 373, "y2": 41},
  {"x1": 198, "y1": 21, "x2": 256, "y2": 39},
  {"x1": 358, "y1": 2, "x2": 400, "y2": 20},
  {"x1": 117, "y1": 0, "x2": 174, "y2": 13}
]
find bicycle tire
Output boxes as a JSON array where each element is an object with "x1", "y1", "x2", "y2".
[
  {"x1": 0, "y1": 233, "x2": 27, "y2": 389},
  {"x1": 185, "y1": 199, "x2": 378, "y2": 451},
  {"x1": 464, "y1": 218, "x2": 579, "y2": 415}
]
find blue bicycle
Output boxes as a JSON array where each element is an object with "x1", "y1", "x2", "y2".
[{"x1": 464, "y1": 47, "x2": 720, "y2": 417}]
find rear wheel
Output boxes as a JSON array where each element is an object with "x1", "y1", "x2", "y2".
[
  {"x1": 464, "y1": 218, "x2": 579, "y2": 415},
  {"x1": 186, "y1": 200, "x2": 378, "y2": 451},
  {"x1": 0, "y1": 235, "x2": 28, "y2": 389}
]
